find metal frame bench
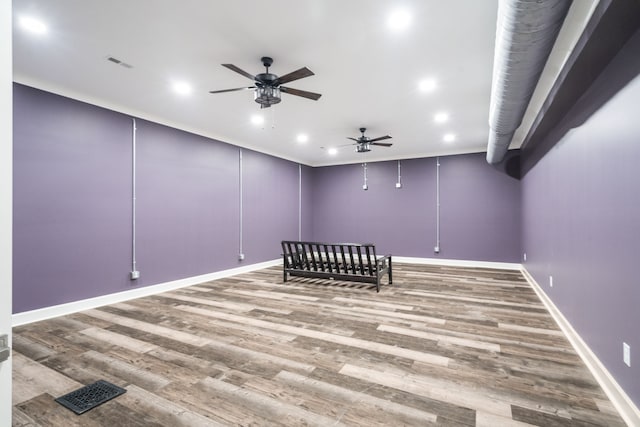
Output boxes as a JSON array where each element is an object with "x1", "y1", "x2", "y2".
[{"x1": 281, "y1": 240, "x2": 392, "y2": 292}]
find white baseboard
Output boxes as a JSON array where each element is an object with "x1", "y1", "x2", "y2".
[
  {"x1": 521, "y1": 268, "x2": 640, "y2": 427},
  {"x1": 12, "y1": 259, "x2": 282, "y2": 327},
  {"x1": 393, "y1": 256, "x2": 521, "y2": 271},
  {"x1": 11, "y1": 257, "x2": 515, "y2": 327}
]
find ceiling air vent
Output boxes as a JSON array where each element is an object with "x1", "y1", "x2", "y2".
[{"x1": 106, "y1": 55, "x2": 133, "y2": 69}]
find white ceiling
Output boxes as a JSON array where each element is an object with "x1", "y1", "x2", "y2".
[{"x1": 12, "y1": 0, "x2": 590, "y2": 166}]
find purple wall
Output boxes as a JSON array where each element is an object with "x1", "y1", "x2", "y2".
[
  {"x1": 13, "y1": 84, "x2": 303, "y2": 313},
  {"x1": 310, "y1": 153, "x2": 521, "y2": 262},
  {"x1": 134, "y1": 119, "x2": 240, "y2": 285},
  {"x1": 242, "y1": 150, "x2": 299, "y2": 261},
  {"x1": 522, "y1": 30, "x2": 640, "y2": 406},
  {"x1": 310, "y1": 158, "x2": 436, "y2": 257},
  {"x1": 300, "y1": 165, "x2": 314, "y2": 241},
  {"x1": 14, "y1": 86, "x2": 132, "y2": 311},
  {"x1": 440, "y1": 153, "x2": 521, "y2": 262}
]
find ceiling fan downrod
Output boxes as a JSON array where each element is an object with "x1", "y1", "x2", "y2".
[{"x1": 261, "y1": 56, "x2": 273, "y2": 72}]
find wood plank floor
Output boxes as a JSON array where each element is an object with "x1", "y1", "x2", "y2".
[{"x1": 12, "y1": 263, "x2": 626, "y2": 426}]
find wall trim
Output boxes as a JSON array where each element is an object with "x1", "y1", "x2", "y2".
[
  {"x1": 12, "y1": 257, "x2": 516, "y2": 326},
  {"x1": 393, "y1": 256, "x2": 521, "y2": 271},
  {"x1": 521, "y1": 267, "x2": 640, "y2": 427},
  {"x1": 12, "y1": 259, "x2": 282, "y2": 327}
]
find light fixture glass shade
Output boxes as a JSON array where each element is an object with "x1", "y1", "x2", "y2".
[
  {"x1": 356, "y1": 143, "x2": 371, "y2": 153},
  {"x1": 254, "y1": 86, "x2": 281, "y2": 106}
]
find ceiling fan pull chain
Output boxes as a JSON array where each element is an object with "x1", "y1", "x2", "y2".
[{"x1": 271, "y1": 106, "x2": 276, "y2": 129}]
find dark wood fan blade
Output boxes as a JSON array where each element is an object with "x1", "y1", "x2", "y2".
[
  {"x1": 280, "y1": 86, "x2": 322, "y2": 100},
  {"x1": 368, "y1": 135, "x2": 392, "y2": 143},
  {"x1": 274, "y1": 67, "x2": 314, "y2": 85},
  {"x1": 370, "y1": 142, "x2": 393, "y2": 147},
  {"x1": 209, "y1": 86, "x2": 255, "y2": 94},
  {"x1": 347, "y1": 137, "x2": 360, "y2": 142},
  {"x1": 222, "y1": 64, "x2": 257, "y2": 81}
]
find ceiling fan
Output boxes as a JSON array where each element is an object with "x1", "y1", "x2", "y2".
[
  {"x1": 209, "y1": 57, "x2": 322, "y2": 108},
  {"x1": 348, "y1": 128, "x2": 393, "y2": 153}
]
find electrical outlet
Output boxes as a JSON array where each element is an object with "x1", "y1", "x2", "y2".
[
  {"x1": 434, "y1": 246, "x2": 440, "y2": 254},
  {"x1": 362, "y1": 184, "x2": 368, "y2": 191},
  {"x1": 238, "y1": 253, "x2": 245, "y2": 261},
  {"x1": 395, "y1": 182, "x2": 402, "y2": 188},
  {"x1": 130, "y1": 270, "x2": 140, "y2": 280},
  {"x1": 549, "y1": 275, "x2": 553, "y2": 288},
  {"x1": 624, "y1": 342, "x2": 631, "y2": 367},
  {"x1": 523, "y1": 252, "x2": 527, "y2": 261}
]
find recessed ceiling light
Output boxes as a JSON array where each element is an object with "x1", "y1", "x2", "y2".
[
  {"x1": 328, "y1": 148, "x2": 338, "y2": 156},
  {"x1": 19, "y1": 16, "x2": 47, "y2": 35},
  {"x1": 172, "y1": 81, "x2": 192, "y2": 96},
  {"x1": 387, "y1": 9, "x2": 412, "y2": 31},
  {"x1": 296, "y1": 134, "x2": 309, "y2": 144},
  {"x1": 434, "y1": 112, "x2": 449, "y2": 123},
  {"x1": 443, "y1": 133, "x2": 456, "y2": 143},
  {"x1": 419, "y1": 78, "x2": 437, "y2": 93},
  {"x1": 251, "y1": 115, "x2": 264, "y2": 126}
]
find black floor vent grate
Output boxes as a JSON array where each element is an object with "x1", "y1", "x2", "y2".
[{"x1": 55, "y1": 380, "x2": 127, "y2": 415}]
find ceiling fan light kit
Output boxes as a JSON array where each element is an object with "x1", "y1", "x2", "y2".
[
  {"x1": 254, "y1": 86, "x2": 281, "y2": 107},
  {"x1": 356, "y1": 143, "x2": 372, "y2": 153}
]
